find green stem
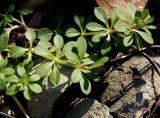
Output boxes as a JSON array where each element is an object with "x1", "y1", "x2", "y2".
[{"x1": 13, "y1": 18, "x2": 28, "y2": 30}]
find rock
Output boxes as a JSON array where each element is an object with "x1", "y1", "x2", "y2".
[
  {"x1": 27, "y1": 68, "x2": 72, "y2": 118},
  {"x1": 96, "y1": 0, "x2": 148, "y2": 16},
  {"x1": 101, "y1": 55, "x2": 160, "y2": 117},
  {"x1": 65, "y1": 98, "x2": 113, "y2": 118}
]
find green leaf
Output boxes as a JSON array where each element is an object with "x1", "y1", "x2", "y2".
[
  {"x1": 0, "y1": 59, "x2": 8, "y2": 70},
  {"x1": 143, "y1": 28, "x2": 152, "y2": 36},
  {"x1": 4, "y1": 15, "x2": 13, "y2": 23},
  {"x1": 127, "y1": 3, "x2": 136, "y2": 19},
  {"x1": 86, "y1": 22, "x2": 105, "y2": 31},
  {"x1": 5, "y1": 75, "x2": 20, "y2": 83},
  {"x1": 77, "y1": 37, "x2": 87, "y2": 60},
  {"x1": 34, "y1": 41, "x2": 52, "y2": 56},
  {"x1": 28, "y1": 84, "x2": 42, "y2": 93},
  {"x1": 113, "y1": 36, "x2": 128, "y2": 54},
  {"x1": 49, "y1": 65, "x2": 60, "y2": 85},
  {"x1": 135, "y1": 30, "x2": 154, "y2": 44},
  {"x1": 145, "y1": 17, "x2": 154, "y2": 24},
  {"x1": 65, "y1": 28, "x2": 80, "y2": 37},
  {"x1": 10, "y1": 46, "x2": 27, "y2": 58},
  {"x1": 80, "y1": 77, "x2": 91, "y2": 95},
  {"x1": 92, "y1": 32, "x2": 107, "y2": 43},
  {"x1": 62, "y1": 41, "x2": 75, "y2": 53},
  {"x1": 116, "y1": 8, "x2": 132, "y2": 22},
  {"x1": 141, "y1": 9, "x2": 149, "y2": 19},
  {"x1": 0, "y1": 26, "x2": 18, "y2": 53},
  {"x1": 65, "y1": 51, "x2": 80, "y2": 64},
  {"x1": 101, "y1": 39, "x2": 111, "y2": 55},
  {"x1": 71, "y1": 69, "x2": 83, "y2": 83},
  {"x1": 23, "y1": 86, "x2": 32, "y2": 100},
  {"x1": 29, "y1": 74, "x2": 40, "y2": 82},
  {"x1": 0, "y1": 78, "x2": 6, "y2": 90},
  {"x1": 89, "y1": 56, "x2": 109, "y2": 69},
  {"x1": 18, "y1": 8, "x2": 33, "y2": 15},
  {"x1": 81, "y1": 58, "x2": 94, "y2": 66},
  {"x1": 111, "y1": 9, "x2": 119, "y2": 28},
  {"x1": 94, "y1": 7, "x2": 108, "y2": 25},
  {"x1": 123, "y1": 34, "x2": 133, "y2": 47},
  {"x1": 37, "y1": 28, "x2": 53, "y2": 41},
  {"x1": 74, "y1": 15, "x2": 84, "y2": 31},
  {"x1": 135, "y1": 33, "x2": 142, "y2": 50},
  {"x1": 114, "y1": 21, "x2": 129, "y2": 32},
  {"x1": 53, "y1": 34, "x2": 64, "y2": 51},
  {"x1": 17, "y1": 66, "x2": 26, "y2": 77},
  {"x1": 85, "y1": 72, "x2": 100, "y2": 82},
  {"x1": 1, "y1": 67, "x2": 15, "y2": 76},
  {"x1": 35, "y1": 62, "x2": 53, "y2": 78},
  {"x1": 6, "y1": 83, "x2": 19, "y2": 95},
  {"x1": 144, "y1": 25, "x2": 157, "y2": 30},
  {"x1": 25, "y1": 29, "x2": 36, "y2": 47}
]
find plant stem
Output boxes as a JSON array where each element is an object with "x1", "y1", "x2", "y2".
[
  {"x1": 141, "y1": 52, "x2": 160, "y2": 77},
  {"x1": 13, "y1": 18, "x2": 28, "y2": 30},
  {"x1": 12, "y1": 96, "x2": 30, "y2": 118}
]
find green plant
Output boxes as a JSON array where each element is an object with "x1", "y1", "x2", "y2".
[{"x1": 0, "y1": 3, "x2": 156, "y2": 100}]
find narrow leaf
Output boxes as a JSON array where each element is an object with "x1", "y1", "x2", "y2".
[
  {"x1": 89, "y1": 56, "x2": 109, "y2": 69},
  {"x1": 23, "y1": 86, "x2": 32, "y2": 100},
  {"x1": 53, "y1": 34, "x2": 64, "y2": 51},
  {"x1": 77, "y1": 37, "x2": 87, "y2": 60},
  {"x1": 135, "y1": 33, "x2": 143, "y2": 50},
  {"x1": 49, "y1": 65, "x2": 60, "y2": 85},
  {"x1": 94, "y1": 7, "x2": 108, "y2": 25},
  {"x1": 86, "y1": 22, "x2": 105, "y2": 31},
  {"x1": 74, "y1": 15, "x2": 84, "y2": 31}
]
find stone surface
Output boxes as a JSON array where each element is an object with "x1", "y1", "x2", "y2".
[
  {"x1": 27, "y1": 68, "x2": 72, "y2": 118},
  {"x1": 101, "y1": 55, "x2": 160, "y2": 118},
  {"x1": 96, "y1": 0, "x2": 148, "y2": 16},
  {"x1": 65, "y1": 98, "x2": 112, "y2": 118}
]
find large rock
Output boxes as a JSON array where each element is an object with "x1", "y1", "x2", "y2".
[
  {"x1": 27, "y1": 68, "x2": 72, "y2": 118},
  {"x1": 96, "y1": 0, "x2": 148, "y2": 16},
  {"x1": 65, "y1": 98, "x2": 113, "y2": 118},
  {"x1": 101, "y1": 55, "x2": 160, "y2": 117}
]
